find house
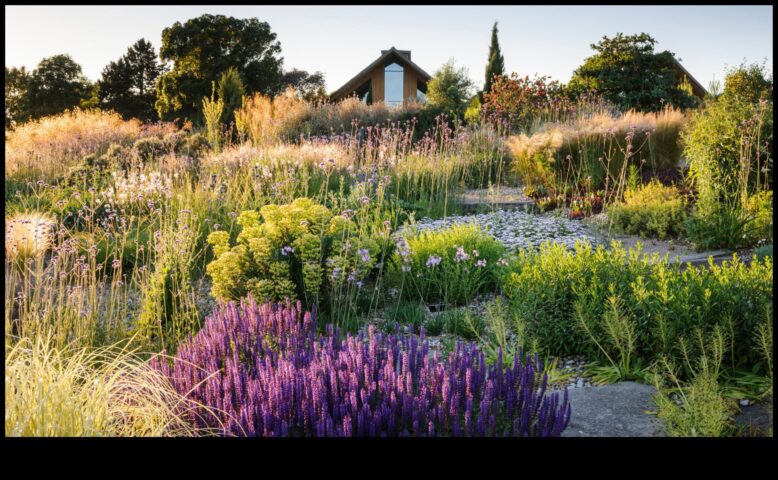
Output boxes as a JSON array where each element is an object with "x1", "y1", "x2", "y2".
[{"x1": 329, "y1": 47, "x2": 432, "y2": 106}]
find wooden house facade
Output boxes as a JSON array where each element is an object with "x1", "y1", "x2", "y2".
[{"x1": 329, "y1": 47, "x2": 432, "y2": 106}]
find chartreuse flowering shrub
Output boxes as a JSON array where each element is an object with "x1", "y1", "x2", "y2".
[
  {"x1": 206, "y1": 198, "x2": 381, "y2": 319},
  {"x1": 153, "y1": 298, "x2": 571, "y2": 437},
  {"x1": 390, "y1": 224, "x2": 507, "y2": 306},
  {"x1": 502, "y1": 241, "x2": 773, "y2": 371},
  {"x1": 607, "y1": 180, "x2": 687, "y2": 239}
]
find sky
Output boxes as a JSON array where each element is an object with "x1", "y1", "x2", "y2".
[{"x1": 5, "y1": 5, "x2": 773, "y2": 92}]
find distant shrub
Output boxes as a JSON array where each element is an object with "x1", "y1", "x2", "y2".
[
  {"x1": 482, "y1": 73, "x2": 568, "y2": 133},
  {"x1": 502, "y1": 241, "x2": 773, "y2": 370},
  {"x1": 154, "y1": 298, "x2": 571, "y2": 436},
  {"x1": 390, "y1": 223, "x2": 506, "y2": 306},
  {"x1": 608, "y1": 180, "x2": 686, "y2": 239},
  {"x1": 133, "y1": 136, "x2": 167, "y2": 163}
]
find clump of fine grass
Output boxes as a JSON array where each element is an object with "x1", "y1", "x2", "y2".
[
  {"x1": 4, "y1": 334, "x2": 203, "y2": 437},
  {"x1": 506, "y1": 106, "x2": 685, "y2": 195},
  {"x1": 5, "y1": 211, "x2": 57, "y2": 265}
]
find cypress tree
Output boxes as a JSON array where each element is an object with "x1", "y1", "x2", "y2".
[{"x1": 483, "y1": 21, "x2": 505, "y2": 98}]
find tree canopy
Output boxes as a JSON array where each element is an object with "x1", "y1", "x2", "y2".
[
  {"x1": 99, "y1": 39, "x2": 166, "y2": 121},
  {"x1": 22, "y1": 54, "x2": 93, "y2": 120},
  {"x1": 155, "y1": 14, "x2": 284, "y2": 122},
  {"x1": 426, "y1": 59, "x2": 475, "y2": 118},
  {"x1": 279, "y1": 69, "x2": 327, "y2": 102},
  {"x1": 567, "y1": 32, "x2": 698, "y2": 112}
]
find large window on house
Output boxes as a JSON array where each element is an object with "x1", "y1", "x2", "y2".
[
  {"x1": 355, "y1": 78, "x2": 372, "y2": 104},
  {"x1": 416, "y1": 79, "x2": 427, "y2": 104},
  {"x1": 384, "y1": 62, "x2": 404, "y2": 107}
]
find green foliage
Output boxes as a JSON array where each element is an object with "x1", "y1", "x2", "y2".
[
  {"x1": 98, "y1": 39, "x2": 165, "y2": 122},
  {"x1": 202, "y1": 82, "x2": 224, "y2": 152},
  {"x1": 464, "y1": 96, "x2": 482, "y2": 125},
  {"x1": 652, "y1": 327, "x2": 734, "y2": 437},
  {"x1": 577, "y1": 291, "x2": 650, "y2": 384},
  {"x1": 18, "y1": 54, "x2": 94, "y2": 121},
  {"x1": 721, "y1": 61, "x2": 773, "y2": 105},
  {"x1": 607, "y1": 180, "x2": 686, "y2": 239},
  {"x1": 389, "y1": 302, "x2": 428, "y2": 332},
  {"x1": 132, "y1": 136, "x2": 167, "y2": 164},
  {"x1": 566, "y1": 33, "x2": 699, "y2": 112},
  {"x1": 433, "y1": 308, "x2": 485, "y2": 341},
  {"x1": 501, "y1": 241, "x2": 773, "y2": 371},
  {"x1": 682, "y1": 78, "x2": 772, "y2": 249},
  {"x1": 391, "y1": 223, "x2": 506, "y2": 306},
  {"x1": 5, "y1": 66, "x2": 30, "y2": 129},
  {"x1": 217, "y1": 67, "x2": 245, "y2": 127},
  {"x1": 155, "y1": 14, "x2": 283, "y2": 122},
  {"x1": 279, "y1": 69, "x2": 327, "y2": 102},
  {"x1": 206, "y1": 198, "x2": 381, "y2": 318},
  {"x1": 483, "y1": 21, "x2": 505, "y2": 99},
  {"x1": 426, "y1": 59, "x2": 475, "y2": 118}
]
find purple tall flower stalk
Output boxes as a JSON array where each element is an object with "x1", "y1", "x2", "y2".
[{"x1": 153, "y1": 297, "x2": 571, "y2": 437}]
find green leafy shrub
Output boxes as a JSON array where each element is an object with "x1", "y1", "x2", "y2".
[
  {"x1": 132, "y1": 136, "x2": 167, "y2": 163},
  {"x1": 745, "y1": 190, "x2": 773, "y2": 245},
  {"x1": 206, "y1": 198, "x2": 380, "y2": 311},
  {"x1": 502, "y1": 241, "x2": 773, "y2": 371},
  {"x1": 390, "y1": 223, "x2": 506, "y2": 306},
  {"x1": 607, "y1": 180, "x2": 686, "y2": 239},
  {"x1": 682, "y1": 88, "x2": 772, "y2": 249}
]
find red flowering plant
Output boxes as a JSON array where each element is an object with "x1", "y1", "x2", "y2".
[{"x1": 482, "y1": 73, "x2": 570, "y2": 133}]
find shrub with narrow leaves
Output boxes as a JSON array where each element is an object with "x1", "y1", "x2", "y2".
[{"x1": 153, "y1": 298, "x2": 571, "y2": 437}]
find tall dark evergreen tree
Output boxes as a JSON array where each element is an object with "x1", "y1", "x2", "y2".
[
  {"x1": 98, "y1": 39, "x2": 165, "y2": 121},
  {"x1": 483, "y1": 21, "x2": 505, "y2": 98}
]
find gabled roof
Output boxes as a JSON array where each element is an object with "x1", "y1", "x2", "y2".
[
  {"x1": 666, "y1": 54, "x2": 708, "y2": 98},
  {"x1": 329, "y1": 47, "x2": 433, "y2": 101}
]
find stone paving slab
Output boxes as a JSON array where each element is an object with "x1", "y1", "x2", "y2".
[{"x1": 561, "y1": 382, "x2": 665, "y2": 437}]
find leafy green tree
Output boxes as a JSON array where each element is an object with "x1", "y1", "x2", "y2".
[
  {"x1": 279, "y1": 69, "x2": 327, "y2": 102},
  {"x1": 217, "y1": 67, "x2": 245, "y2": 126},
  {"x1": 426, "y1": 59, "x2": 475, "y2": 118},
  {"x1": 5, "y1": 66, "x2": 30, "y2": 129},
  {"x1": 721, "y1": 61, "x2": 773, "y2": 104},
  {"x1": 155, "y1": 14, "x2": 284, "y2": 122},
  {"x1": 98, "y1": 39, "x2": 165, "y2": 121},
  {"x1": 567, "y1": 33, "x2": 698, "y2": 111},
  {"x1": 23, "y1": 54, "x2": 93, "y2": 119},
  {"x1": 483, "y1": 21, "x2": 505, "y2": 99}
]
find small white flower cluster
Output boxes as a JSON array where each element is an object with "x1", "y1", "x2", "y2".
[
  {"x1": 102, "y1": 170, "x2": 173, "y2": 207},
  {"x1": 407, "y1": 209, "x2": 597, "y2": 251}
]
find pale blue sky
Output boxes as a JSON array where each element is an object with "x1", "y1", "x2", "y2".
[{"x1": 5, "y1": 5, "x2": 773, "y2": 92}]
